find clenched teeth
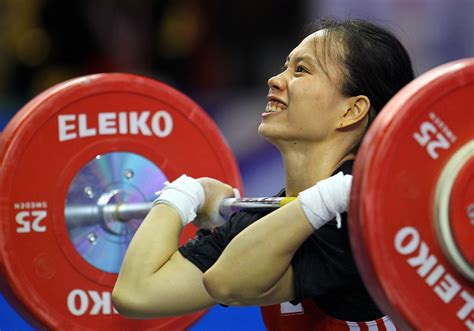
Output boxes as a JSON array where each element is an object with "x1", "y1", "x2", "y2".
[{"x1": 265, "y1": 100, "x2": 286, "y2": 112}]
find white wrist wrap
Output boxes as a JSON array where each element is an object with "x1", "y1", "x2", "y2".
[
  {"x1": 153, "y1": 174, "x2": 205, "y2": 226},
  {"x1": 298, "y1": 172, "x2": 352, "y2": 230}
]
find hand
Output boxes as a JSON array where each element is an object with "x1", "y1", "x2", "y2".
[
  {"x1": 152, "y1": 174, "x2": 205, "y2": 226},
  {"x1": 194, "y1": 177, "x2": 237, "y2": 229}
]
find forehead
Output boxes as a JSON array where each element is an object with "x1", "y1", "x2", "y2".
[
  {"x1": 288, "y1": 29, "x2": 345, "y2": 85},
  {"x1": 301, "y1": 30, "x2": 326, "y2": 46},
  {"x1": 288, "y1": 30, "x2": 327, "y2": 58},
  {"x1": 287, "y1": 29, "x2": 345, "y2": 72}
]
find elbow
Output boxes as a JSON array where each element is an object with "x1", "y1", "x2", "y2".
[
  {"x1": 203, "y1": 268, "x2": 257, "y2": 306},
  {"x1": 111, "y1": 286, "x2": 140, "y2": 319},
  {"x1": 112, "y1": 282, "x2": 177, "y2": 319},
  {"x1": 112, "y1": 284, "x2": 154, "y2": 319},
  {"x1": 112, "y1": 284, "x2": 152, "y2": 319},
  {"x1": 202, "y1": 270, "x2": 237, "y2": 305}
]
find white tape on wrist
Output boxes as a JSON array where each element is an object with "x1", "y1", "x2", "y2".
[
  {"x1": 153, "y1": 174, "x2": 205, "y2": 226},
  {"x1": 298, "y1": 172, "x2": 352, "y2": 230}
]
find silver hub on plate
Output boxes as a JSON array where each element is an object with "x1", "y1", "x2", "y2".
[{"x1": 64, "y1": 152, "x2": 167, "y2": 273}]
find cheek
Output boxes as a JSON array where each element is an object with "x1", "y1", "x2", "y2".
[
  {"x1": 289, "y1": 80, "x2": 325, "y2": 110},
  {"x1": 289, "y1": 90, "x2": 323, "y2": 122}
]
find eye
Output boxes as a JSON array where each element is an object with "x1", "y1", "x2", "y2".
[{"x1": 295, "y1": 65, "x2": 308, "y2": 73}]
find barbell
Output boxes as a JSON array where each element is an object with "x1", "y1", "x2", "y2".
[
  {"x1": 63, "y1": 197, "x2": 295, "y2": 225},
  {"x1": 0, "y1": 58, "x2": 473, "y2": 330}
]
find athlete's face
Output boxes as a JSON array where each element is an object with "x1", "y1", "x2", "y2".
[{"x1": 258, "y1": 30, "x2": 350, "y2": 144}]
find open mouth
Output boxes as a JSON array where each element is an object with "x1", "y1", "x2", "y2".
[{"x1": 265, "y1": 100, "x2": 287, "y2": 113}]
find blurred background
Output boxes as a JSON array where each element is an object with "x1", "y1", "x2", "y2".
[{"x1": 0, "y1": 0, "x2": 473, "y2": 329}]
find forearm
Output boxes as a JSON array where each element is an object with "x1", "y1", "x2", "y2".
[
  {"x1": 113, "y1": 175, "x2": 237, "y2": 317},
  {"x1": 114, "y1": 204, "x2": 182, "y2": 292},
  {"x1": 204, "y1": 199, "x2": 313, "y2": 300}
]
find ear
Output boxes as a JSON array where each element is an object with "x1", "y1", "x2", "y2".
[{"x1": 337, "y1": 95, "x2": 371, "y2": 129}]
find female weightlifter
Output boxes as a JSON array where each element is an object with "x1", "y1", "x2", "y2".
[{"x1": 112, "y1": 18, "x2": 414, "y2": 330}]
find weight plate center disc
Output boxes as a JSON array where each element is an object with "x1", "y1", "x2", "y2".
[{"x1": 64, "y1": 152, "x2": 167, "y2": 273}]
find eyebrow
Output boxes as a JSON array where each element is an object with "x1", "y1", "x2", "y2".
[{"x1": 286, "y1": 54, "x2": 315, "y2": 64}]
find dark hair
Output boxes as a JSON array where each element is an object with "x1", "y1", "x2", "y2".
[{"x1": 309, "y1": 18, "x2": 415, "y2": 126}]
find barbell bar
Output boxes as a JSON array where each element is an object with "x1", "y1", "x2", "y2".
[{"x1": 64, "y1": 197, "x2": 296, "y2": 224}]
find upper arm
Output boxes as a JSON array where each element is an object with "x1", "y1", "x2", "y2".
[
  {"x1": 202, "y1": 202, "x2": 312, "y2": 306},
  {"x1": 253, "y1": 266, "x2": 296, "y2": 306},
  {"x1": 204, "y1": 265, "x2": 295, "y2": 306},
  {"x1": 113, "y1": 250, "x2": 215, "y2": 318}
]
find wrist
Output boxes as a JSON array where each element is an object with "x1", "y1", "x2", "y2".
[
  {"x1": 298, "y1": 172, "x2": 352, "y2": 230},
  {"x1": 153, "y1": 175, "x2": 205, "y2": 226}
]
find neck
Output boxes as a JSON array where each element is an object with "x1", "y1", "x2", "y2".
[{"x1": 278, "y1": 140, "x2": 355, "y2": 196}]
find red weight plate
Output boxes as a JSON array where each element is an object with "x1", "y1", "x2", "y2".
[
  {"x1": 0, "y1": 74, "x2": 243, "y2": 330},
  {"x1": 350, "y1": 58, "x2": 474, "y2": 330}
]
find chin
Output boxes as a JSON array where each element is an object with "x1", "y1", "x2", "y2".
[
  {"x1": 257, "y1": 124, "x2": 284, "y2": 145},
  {"x1": 257, "y1": 123, "x2": 274, "y2": 139}
]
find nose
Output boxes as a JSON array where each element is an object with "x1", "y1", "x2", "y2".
[{"x1": 267, "y1": 72, "x2": 285, "y2": 92}]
